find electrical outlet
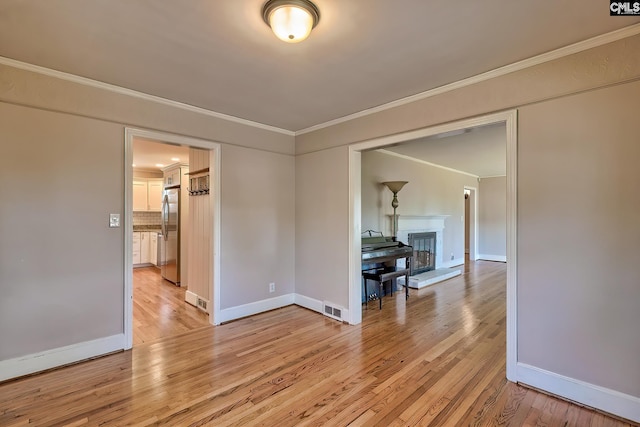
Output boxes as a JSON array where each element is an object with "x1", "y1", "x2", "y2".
[
  {"x1": 451, "y1": 252, "x2": 454, "y2": 260},
  {"x1": 269, "y1": 282, "x2": 275, "y2": 293}
]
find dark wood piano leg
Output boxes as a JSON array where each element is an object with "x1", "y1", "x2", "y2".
[
  {"x1": 363, "y1": 278, "x2": 368, "y2": 309},
  {"x1": 405, "y1": 273, "x2": 409, "y2": 300},
  {"x1": 379, "y1": 281, "x2": 383, "y2": 309}
]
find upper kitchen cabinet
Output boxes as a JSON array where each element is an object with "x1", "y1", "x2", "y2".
[
  {"x1": 148, "y1": 180, "x2": 163, "y2": 210},
  {"x1": 163, "y1": 164, "x2": 188, "y2": 188},
  {"x1": 133, "y1": 180, "x2": 148, "y2": 211},
  {"x1": 133, "y1": 178, "x2": 163, "y2": 211}
]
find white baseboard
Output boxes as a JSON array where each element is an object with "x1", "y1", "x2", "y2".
[
  {"x1": 218, "y1": 293, "x2": 295, "y2": 323},
  {"x1": 442, "y1": 257, "x2": 465, "y2": 268},
  {"x1": 185, "y1": 291, "x2": 210, "y2": 313},
  {"x1": 0, "y1": 334, "x2": 125, "y2": 382},
  {"x1": 185, "y1": 290, "x2": 198, "y2": 307},
  {"x1": 294, "y1": 293, "x2": 323, "y2": 313},
  {"x1": 217, "y1": 293, "x2": 351, "y2": 324},
  {"x1": 294, "y1": 294, "x2": 349, "y2": 322},
  {"x1": 516, "y1": 362, "x2": 640, "y2": 424},
  {"x1": 477, "y1": 254, "x2": 507, "y2": 262}
]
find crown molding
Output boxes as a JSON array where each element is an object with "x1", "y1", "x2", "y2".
[
  {"x1": 479, "y1": 174, "x2": 507, "y2": 179},
  {"x1": 377, "y1": 149, "x2": 479, "y2": 178},
  {"x1": 2, "y1": 23, "x2": 638, "y2": 138},
  {"x1": 0, "y1": 56, "x2": 295, "y2": 137},
  {"x1": 296, "y1": 23, "x2": 640, "y2": 136}
]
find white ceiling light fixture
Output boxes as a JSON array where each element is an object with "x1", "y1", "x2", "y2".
[{"x1": 262, "y1": 0, "x2": 320, "y2": 43}]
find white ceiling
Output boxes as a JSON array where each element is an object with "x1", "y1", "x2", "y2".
[
  {"x1": 133, "y1": 138, "x2": 190, "y2": 172},
  {"x1": 1, "y1": 1, "x2": 638, "y2": 133},
  {"x1": 382, "y1": 123, "x2": 507, "y2": 177}
]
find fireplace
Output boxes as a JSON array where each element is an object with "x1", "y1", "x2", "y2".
[{"x1": 408, "y1": 232, "x2": 436, "y2": 275}]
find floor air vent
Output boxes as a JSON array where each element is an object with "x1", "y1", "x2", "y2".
[
  {"x1": 197, "y1": 298, "x2": 208, "y2": 311},
  {"x1": 323, "y1": 301, "x2": 344, "y2": 322}
]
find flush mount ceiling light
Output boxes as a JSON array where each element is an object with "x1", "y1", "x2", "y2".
[{"x1": 262, "y1": 0, "x2": 320, "y2": 43}]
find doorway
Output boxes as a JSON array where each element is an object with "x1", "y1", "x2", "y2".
[
  {"x1": 131, "y1": 138, "x2": 208, "y2": 345},
  {"x1": 349, "y1": 109, "x2": 517, "y2": 380},
  {"x1": 464, "y1": 186, "x2": 477, "y2": 262},
  {"x1": 124, "y1": 128, "x2": 221, "y2": 350}
]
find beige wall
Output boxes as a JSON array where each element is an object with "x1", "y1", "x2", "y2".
[
  {"x1": 361, "y1": 151, "x2": 476, "y2": 261},
  {"x1": 0, "y1": 63, "x2": 295, "y2": 155},
  {"x1": 294, "y1": 33, "x2": 640, "y2": 411},
  {"x1": 133, "y1": 170, "x2": 163, "y2": 179},
  {"x1": 0, "y1": 63, "x2": 295, "y2": 364},
  {"x1": 0, "y1": 103, "x2": 125, "y2": 359},
  {"x1": 517, "y1": 81, "x2": 640, "y2": 397},
  {"x1": 477, "y1": 176, "x2": 506, "y2": 258},
  {"x1": 295, "y1": 146, "x2": 350, "y2": 307},
  {"x1": 220, "y1": 144, "x2": 295, "y2": 308}
]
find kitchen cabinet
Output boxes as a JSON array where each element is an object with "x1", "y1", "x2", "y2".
[
  {"x1": 132, "y1": 232, "x2": 141, "y2": 265},
  {"x1": 132, "y1": 179, "x2": 163, "y2": 211},
  {"x1": 164, "y1": 169, "x2": 181, "y2": 187},
  {"x1": 132, "y1": 181, "x2": 148, "y2": 211},
  {"x1": 133, "y1": 231, "x2": 160, "y2": 267},
  {"x1": 148, "y1": 181, "x2": 163, "y2": 211},
  {"x1": 140, "y1": 232, "x2": 150, "y2": 264},
  {"x1": 150, "y1": 232, "x2": 158, "y2": 266}
]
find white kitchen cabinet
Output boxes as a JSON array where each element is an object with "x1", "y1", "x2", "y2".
[
  {"x1": 134, "y1": 231, "x2": 160, "y2": 267},
  {"x1": 164, "y1": 169, "x2": 181, "y2": 187},
  {"x1": 132, "y1": 178, "x2": 163, "y2": 211},
  {"x1": 150, "y1": 232, "x2": 158, "y2": 266},
  {"x1": 148, "y1": 180, "x2": 163, "y2": 211},
  {"x1": 140, "y1": 232, "x2": 150, "y2": 264},
  {"x1": 132, "y1": 181, "x2": 148, "y2": 211},
  {"x1": 132, "y1": 232, "x2": 141, "y2": 265}
]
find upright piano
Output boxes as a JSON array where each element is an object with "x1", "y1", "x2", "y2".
[{"x1": 361, "y1": 238, "x2": 413, "y2": 309}]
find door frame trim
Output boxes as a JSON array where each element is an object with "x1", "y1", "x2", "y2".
[
  {"x1": 464, "y1": 185, "x2": 478, "y2": 261},
  {"x1": 124, "y1": 128, "x2": 222, "y2": 349},
  {"x1": 348, "y1": 109, "x2": 517, "y2": 380}
]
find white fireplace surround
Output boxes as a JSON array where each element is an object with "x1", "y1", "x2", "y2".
[{"x1": 390, "y1": 215, "x2": 449, "y2": 269}]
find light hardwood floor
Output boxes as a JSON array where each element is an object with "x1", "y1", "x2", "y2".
[
  {"x1": 1, "y1": 261, "x2": 635, "y2": 426},
  {"x1": 133, "y1": 266, "x2": 210, "y2": 346}
]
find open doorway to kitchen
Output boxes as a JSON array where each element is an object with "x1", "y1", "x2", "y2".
[
  {"x1": 124, "y1": 128, "x2": 221, "y2": 350},
  {"x1": 131, "y1": 138, "x2": 208, "y2": 346}
]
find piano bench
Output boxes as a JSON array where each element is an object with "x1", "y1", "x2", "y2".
[{"x1": 362, "y1": 266, "x2": 410, "y2": 309}]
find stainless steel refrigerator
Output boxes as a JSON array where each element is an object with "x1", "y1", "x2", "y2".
[{"x1": 160, "y1": 185, "x2": 180, "y2": 285}]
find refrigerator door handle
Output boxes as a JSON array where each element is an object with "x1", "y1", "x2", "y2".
[{"x1": 161, "y1": 194, "x2": 169, "y2": 241}]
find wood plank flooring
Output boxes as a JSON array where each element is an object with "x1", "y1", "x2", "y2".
[
  {"x1": 133, "y1": 266, "x2": 210, "y2": 346},
  {"x1": 1, "y1": 261, "x2": 635, "y2": 426}
]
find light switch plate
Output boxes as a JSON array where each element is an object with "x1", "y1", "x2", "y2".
[{"x1": 109, "y1": 213, "x2": 120, "y2": 228}]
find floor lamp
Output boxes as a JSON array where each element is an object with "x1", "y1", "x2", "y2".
[{"x1": 382, "y1": 181, "x2": 408, "y2": 241}]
